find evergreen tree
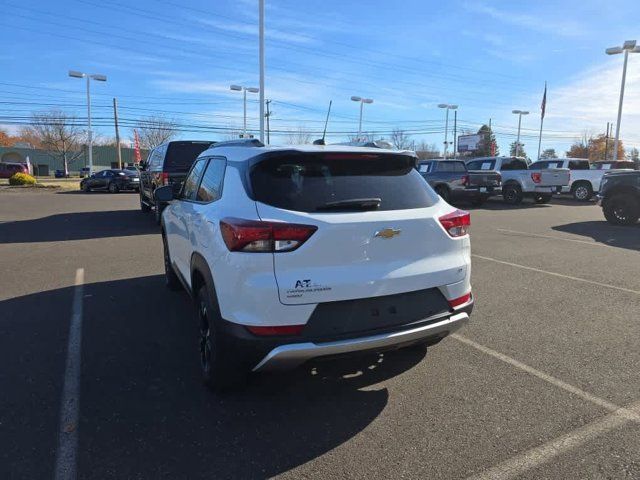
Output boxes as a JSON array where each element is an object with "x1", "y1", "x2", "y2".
[{"x1": 475, "y1": 124, "x2": 498, "y2": 157}]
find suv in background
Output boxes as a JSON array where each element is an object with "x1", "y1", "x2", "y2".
[
  {"x1": 139, "y1": 140, "x2": 215, "y2": 223},
  {"x1": 417, "y1": 160, "x2": 501, "y2": 206},
  {"x1": 598, "y1": 170, "x2": 640, "y2": 225},
  {"x1": 156, "y1": 140, "x2": 473, "y2": 391}
]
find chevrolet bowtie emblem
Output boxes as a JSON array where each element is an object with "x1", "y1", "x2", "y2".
[{"x1": 374, "y1": 228, "x2": 401, "y2": 239}]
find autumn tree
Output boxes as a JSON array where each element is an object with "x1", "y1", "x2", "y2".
[
  {"x1": 475, "y1": 124, "x2": 498, "y2": 157},
  {"x1": 134, "y1": 116, "x2": 177, "y2": 150},
  {"x1": 566, "y1": 133, "x2": 624, "y2": 161},
  {"x1": 0, "y1": 128, "x2": 11, "y2": 147},
  {"x1": 540, "y1": 148, "x2": 557, "y2": 159},
  {"x1": 24, "y1": 111, "x2": 85, "y2": 174}
]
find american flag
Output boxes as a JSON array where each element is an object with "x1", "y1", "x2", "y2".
[{"x1": 541, "y1": 82, "x2": 547, "y2": 119}]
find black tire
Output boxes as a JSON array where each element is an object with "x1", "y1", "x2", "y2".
[
  {"x1": 435, "y1": 185, "x2": 450, "y2": 203},
  {"x1": 81, "y1": 182, "x2": 90, "y2": 193},
  {"x1": 163, "y1": 234, "x2": 181, "y2": 291},
  {"x1": 108, "y1": 182, "x2": 120, "y2": 193},
  {"x1": 603, "y1": 194, "x2": 640, "y2": 226},
  {"x1": 196, "y1": 285, "x2": 247, "y2": 392},
  {"x1": 534, "y1": 193, "x2": 552, "y2": 204},
  {"x1": 571, "y1": 182, "x2": 593, "y2": 202},
  {"x1": 140, "y1": 192, "x2": 151, "y2": 212},
  {"x1": 503, "y1": 184, "x2": 523, "y2": 205}
]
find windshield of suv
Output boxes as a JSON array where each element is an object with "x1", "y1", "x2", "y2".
[
  {"x1": 250, "y1": 153, "x2": 437, "y2": 212},
  {"x1": 164, "y1": 142, "x2": 214, "y2": 172}
]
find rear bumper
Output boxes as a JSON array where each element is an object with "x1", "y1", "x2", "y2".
[
  {"x1": 453, "y1": 186, "x2": 501, "y2": 199},
  {"x1": 252, "y1": 309, "x2": 470, "y2": 372}
]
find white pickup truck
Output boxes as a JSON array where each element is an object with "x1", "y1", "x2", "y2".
[
  {"x1": 466, "y1": 156, "x2": 570, "y2": 205},
  {"x1": 529, "y1": 158, "x2": 636, "y2": 201}
]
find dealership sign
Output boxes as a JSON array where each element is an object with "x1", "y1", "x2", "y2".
[{"x1": 457, "y1": 134, "x2": 482, "y2": 152}]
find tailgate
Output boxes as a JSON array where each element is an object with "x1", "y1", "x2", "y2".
[
  {"x1": 538, "y1": 168, "x2": 570, "y2": 187},
  {"x1": 467, "y1": 170, "x2": 501, "y2": 187}
]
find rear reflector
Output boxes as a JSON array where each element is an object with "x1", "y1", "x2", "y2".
[
  {"x1": 531, "y1": 172, "x2": 542, "y2": 184},
  {"x1": 220, "y1": 218, "x2": 317, "y2": 253},
  {"x1": 438, "y1": 209, "x2": 470, "y2": 237},
  {"x1": 448, "y1": 292, "x2": 472, "y2": 309},
  {"x1": 161, "y1": 172, "x2": 170, "y2": 185},
  {"x1": 246, "y1": 325, "x2": 304, "y2": 336}
]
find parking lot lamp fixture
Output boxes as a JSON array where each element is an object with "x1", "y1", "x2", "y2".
[
  {"x1": 438, "y1": 104, "x2": 457, "y2": 159},
  {"x1": 512, "y1": 110, "x2": 529, "y2": 158},
  {"x1": 231, "y1": 85, "x2": 260, "y2": 138},
  {"x1": 351, "y1": 96, "x2": 373, "y2": 141}
]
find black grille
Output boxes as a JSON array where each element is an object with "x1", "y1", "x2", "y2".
[{"x1": 303, "y1": 288, "x2": 450, "y2": 341}]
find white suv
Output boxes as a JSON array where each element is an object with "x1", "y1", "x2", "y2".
[{"x1": 156, "y1": 140, "x2": 473, "y2": 390}]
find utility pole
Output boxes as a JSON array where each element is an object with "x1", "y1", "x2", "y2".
[
  {"x1": 258, "y1": 0, "x2": 265, "y2": 142},
  {"x1": 113, "y1": 98, "x2": 122, "y2": 169},
  {"x1": 265, "y1": 99, "x2": 272, "y2": 144},
  {"x1": 453, "y1": 109, "x2": 457, "y2": 159},
  {"x1": 604, "y1": 122, "x2": 610, "y2": 160}
]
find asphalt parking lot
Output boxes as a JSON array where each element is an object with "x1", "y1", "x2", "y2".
[{"x1": 1, "y1": 190, "x2": 639, "y2": 480}]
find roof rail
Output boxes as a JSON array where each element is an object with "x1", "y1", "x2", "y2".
[{"x1": 212, "y1": 139, "x2": 265, "y2": 148}]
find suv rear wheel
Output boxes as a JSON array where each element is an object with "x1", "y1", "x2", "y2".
[
  {"x1": 196, "y1": 285, "x2": 247, "y2": 392},
  {"x1": 163, "y1": 234, "x2": 181, "y2": 291},
  {"x1": 603, "y1": 193, "x2": 640, "y2": 225}
]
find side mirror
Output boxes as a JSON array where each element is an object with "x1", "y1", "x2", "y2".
[
  {"x1": 138, "y1": 162, "x2": 147, "y2": 171},
  {"x1": 154, "y1": 185, "x2": 174, "y2": 203}
]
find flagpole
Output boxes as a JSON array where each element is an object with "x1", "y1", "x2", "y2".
[{"x1": 536, "y1": 82, "x2": 547, "y2": 161}]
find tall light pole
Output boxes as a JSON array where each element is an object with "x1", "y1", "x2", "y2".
[
  {"x1": 230, "y1": 85, "x2": 259, "y2": 138},
  {"x1": 350, "y1": 96, "x2": 373, "y2": 140},
  {"x1": 512, "y1": 110, "x2": 529, "y2": 157},
  {"x1": 69, "y1": 70, "x2": 107, "y2": 175},
  {"x1": 606, "y1": 40, "x2": 640, "y2": 161},
  {"x1": 438, "y1": 104, "x2": 457, "y2": 159},
  {"x1": 258, "y1": 0, "x2": 265, "y2": 143}
]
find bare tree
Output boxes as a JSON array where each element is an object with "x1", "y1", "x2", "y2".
[
  {"x1": 415, "y1": 141, "x2": 440, "y2": 160},
  {"x1": 134, "y1": 116, "x2": 177, "y2": 150},
  {"x1": 390, "y1": 129, "x2": 412, "y2": 150},
  {"x1": 347, "y1": 132, "x2": 374, "y2": 143},
  {"x1": 25, "y1": 110, "x2": 86, "y2": 174},
  {"x1": 284, "y1": 127, "x2": 312, "y2": 145}
]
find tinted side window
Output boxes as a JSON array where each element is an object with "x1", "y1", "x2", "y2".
[
  {"x1": 453, "y1": 162, "x2": 466, "y2": 173},
  {"x1": 568, "y1": 161, "x2": 589, "y2": 170},
  {"x1": 197, "y1": 158, "x2": 226, "y2": 202},
  {"x1": 181, "y1": 159, "x2": 207, "y2": 200},
  {"x1": 164, "y1": 142, "x2": 213, "y2": 172},
  {"x1": 467, "y1": 160, "x2": 495, "y2": 170},
  {"x1": 438, "y1": 162, "x2": 455, "y2": 172},
  {"x1": 529, "y1": 162, "x2": 545, "y2": 170}
]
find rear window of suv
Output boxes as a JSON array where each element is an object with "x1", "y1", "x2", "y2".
[
  {"x1": 164, "y1": 141, "x2": 213, "y2": 171},
  {"x1": 250, "y1": 152, "x2": 437, "y2": 212}
]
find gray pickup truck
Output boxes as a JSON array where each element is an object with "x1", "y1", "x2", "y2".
[
  {"x1": 417, "y1": 159, "x2": 502, "y2": 205},
  {"x1": 466, "y1": 156, "x2": 570, "y2": 205}
]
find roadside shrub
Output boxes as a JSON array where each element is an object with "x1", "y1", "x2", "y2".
[{"x1": 9, "y1": 173, "x2": 37, "y2": 186}]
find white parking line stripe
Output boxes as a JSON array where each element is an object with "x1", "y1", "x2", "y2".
[
  {"x1": 467, "y1": 400, "x2": 640, "y2": 480},
  {"x1": 497, "y1": 228, "x2": 613, "y2": 248},
  {"x1": 472, "y1": 254, "x2": 640, "y2": 296},
  {"x1": 450, "y1": 334, "x2": 635, "y2": 416},
  {"x1": 53, "y1": 268, "x2": 85, "y2": 480}
]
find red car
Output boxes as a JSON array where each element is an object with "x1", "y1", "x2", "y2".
[{"x1": 0, "y1": 162, "x2": 28, "y2": 178}]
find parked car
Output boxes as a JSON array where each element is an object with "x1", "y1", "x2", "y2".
[
  {"x1": 0, "y1": 162, "x2": 28, "y2": 179},
  {"x1": 529, "y1": 158, "x2": 634, "y2": 201},
  {"x1": 157, "y1": 140, "x2": 473, "y2": 391},
  {"x1": 139, "y1": 140, "x2": 215, "y2": 224},
  {"x1": 598, "y1": 170, "x2": 640, "y2": 225},
  {"x1": 80, "y1": 169, "x2": 140, "y2": 193},
  {"x1": 592, "y1": 160, "x2": 638, "y2": 171},
  {"x1": 79, "y1": 167, "x2": 91, "y2": 178},
  {"x1": 417, "y1": 160, "x2": 501, "y2": 205},
  {"x1": 54, "y1": 169, "x2": 70, "y2": 178},
  {"x1": 465, "y1": 156, "x2": 570, "y2": 205},
  {"x1": 124, "y1": 166, "x2": 139, "y2": 173}
]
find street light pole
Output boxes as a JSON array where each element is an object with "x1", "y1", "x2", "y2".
[
  {"x1": 230, "y1": 85, "x2": 259, "y2": 138},
  {"x1": 512, "y1": 110, "x2": 529, "y2": 157},
  {"x1": 258, "y1": 0, "x2": 265, "y2": 143},
  {"x1": 69, "y1": 70, "x2": 107, "y2": 175},
  {"x1": 606, "y1": 40, "x2": 640, "y2": 160},
  {"x1": 351, "y1": 96, "x2": 374, "y2": 140},
  {"x1": 438, "y1": 104, "x2": 457, "y2": 159}
]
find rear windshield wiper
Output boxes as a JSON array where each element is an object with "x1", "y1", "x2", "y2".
[{"x1": 316, "y1": 198, "x2": 381, "y2": 211}]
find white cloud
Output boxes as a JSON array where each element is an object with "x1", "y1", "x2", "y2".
[
  {"x1": 466, "y1": 2, "x2": 587, "y2": 37},
  {"x1": 190, "y1": 16, "x2": 317, "y2": 45}
]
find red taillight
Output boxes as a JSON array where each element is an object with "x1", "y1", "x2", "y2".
[
  {"x1": 161, "y1": 172, "x2": 170, "y2": 185},
  {"x1": 438, "y1": 209, "x2": 470, "y2": 237},
  {"x1": 246, "y1": 325, "x2": 304, "y2": 336},
  {"x1": 448, "y1": 292, "x2": 472, "y2": 309},
  {"x1": 220, "y1": 218, "x2": 317, "y2": 253},
  {"x1": 461, "y1": 174, "x2": 469, "y2": 186},
  {"x1": 531, "y1": 172, "x2": 542, "y2": 184}
]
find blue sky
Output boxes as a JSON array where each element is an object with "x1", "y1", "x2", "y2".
[{"x1": 1, "y1": 0, "x2": 639, "y2": 156}]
